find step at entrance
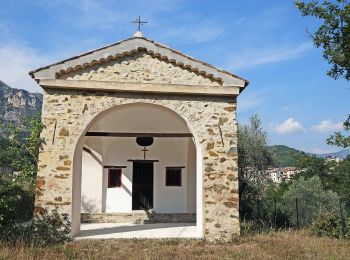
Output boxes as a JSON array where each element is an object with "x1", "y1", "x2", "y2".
[{"x1": 81, "y1": 212, "x2": 196, "y2": 224}]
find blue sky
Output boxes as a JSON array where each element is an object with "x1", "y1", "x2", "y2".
[{"x1": 0, "y1": 0, "x2": 348, "y2": 153}]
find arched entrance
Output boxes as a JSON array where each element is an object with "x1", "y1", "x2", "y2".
[{"x1": 72, "y1": 103, "x2": 203, "y2": 238}]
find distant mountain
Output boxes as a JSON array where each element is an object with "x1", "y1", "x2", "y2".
[
  {"x1": 269, "y1": 145, "x2": 306, "y2": 167},
  {"x1": 0, "y1": 80, "x2": 42, "y2": 126},
  {"x1": 270, "y1": 145, "x2": 350, "y2": 167},
  {"x1": 317, "y1": 149, "x2": 350, "y2": 159}
]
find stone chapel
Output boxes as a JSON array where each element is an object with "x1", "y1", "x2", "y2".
[{"x1": 29, "y1": 30, "x2": 249, "y2": 241}]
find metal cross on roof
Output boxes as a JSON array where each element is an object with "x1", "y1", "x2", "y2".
[{"x1": 132, "y1": 16, "x2": 148, "y2": 31}]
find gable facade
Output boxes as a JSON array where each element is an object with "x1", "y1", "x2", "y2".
[
  {"x1": 60, "y1": 51, "x2": 222, "y2": 86},
  {"x1": 31, "y1": 36, "x2": 248, "y2": 241}
]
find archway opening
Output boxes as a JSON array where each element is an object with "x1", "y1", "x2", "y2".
[{"x1": 72, "y1": 103, "x2": 203, "y2": 238}]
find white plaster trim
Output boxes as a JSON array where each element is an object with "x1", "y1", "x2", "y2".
[{"x1": 39, "y1": 79, "x2": 239, "y2": 97}]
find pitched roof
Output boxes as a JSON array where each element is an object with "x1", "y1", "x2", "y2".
[{"x1": 29, "y1": 37, "x2": 249, "y2": 90}]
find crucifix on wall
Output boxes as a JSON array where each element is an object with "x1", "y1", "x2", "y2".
[
  {"x1": 141, "y1": 147, "x2": 148, "y2": 159},
  {"x1": 136, "y1": 137, "x2": 154, "y2": 160}
]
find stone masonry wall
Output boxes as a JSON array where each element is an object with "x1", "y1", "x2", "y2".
[
  {"x1": 60, "y1": 52, "x2": 222, "y2": 87},
  {"x1": 36, "y1": 90, "x2": 239, "y2": 241},
  {"x1": 36, "y1": 55, "x2": 239, "y2": 241}
]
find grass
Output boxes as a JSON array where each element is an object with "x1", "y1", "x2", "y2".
[{"x1": 1, "y1": 230, "x2": 350, "y2": 259}]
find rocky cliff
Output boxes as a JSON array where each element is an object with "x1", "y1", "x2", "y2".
[{"x1": 0, "y1": 80, "x2": 42, "y2": 126}]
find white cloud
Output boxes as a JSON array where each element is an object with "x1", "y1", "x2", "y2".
[
  {"x1": 0, "y1": 44, "x2": 51, "y2": 93},
  {"x1": 226, "y1": 42, "x2": 313, "y2": 71},
  {"x1": 271, "y1": 118, "x2": 305, "y2": 135},
  {"x1": 311, "y1": 120, "x2": 343, "y2": 133}
]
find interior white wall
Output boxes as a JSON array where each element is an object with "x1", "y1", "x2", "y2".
[
  {"x1": 153, "y1": 138, "x2": 188, "y2": 213},
  {"x1": 103, "y1": 138, "x2": 133, "y2": 212},
  {"x1": 100, "y1": 137, "x2": 193, "y2": 213},
  {"x1": 81, "y1": 149, "x2": 103, "y2": 213}
]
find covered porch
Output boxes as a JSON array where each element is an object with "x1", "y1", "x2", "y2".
[{"x1": 73, "y1": 103, "x2": 202, "y2": 237}]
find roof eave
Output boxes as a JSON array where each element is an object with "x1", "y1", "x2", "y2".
[{"x1": 29, "y1": 37, "x2": 249, "y2": 90}]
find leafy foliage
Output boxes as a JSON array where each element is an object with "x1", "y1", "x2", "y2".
[
  {"x1": 1, "y1": 114, "x2": 43, "y2": 185},
  {"x1": 238, "y1": 115, "x2": 275, "y2": 220},
  {"x1": 0, "y1": 115, "x2": 70, "y2": 246},
  {"x1": 296, "y1": 155, "x2": 350, "y2": 208},
  {"x1": 294, "y1": 154, "x2": 333, "y2": 188},
  {"x1": 310, "y1": 210, "x2": 342, "y2": 238},
  {"x1": 0, "y1": 208, "x2": 71, "y2": 247},
  {"x1": 237, "y1": 116, "x2": 350, "y2": 239},
  {"x1": 0, "y1": 115, "x2": 43, "y2": 230},
  {"x1": 327, "y1": 114, "x2": 350, "y2": 148},
  {"x1": 282, "y1": 176, "x2": 339, "y2": 226},
  {"x1": 261, "y1": 182, "x2": 292, "y2": 227},
  {"x1": 0, "y1": 138, "x2": 17, "y2": 167},
  {"x1": 329, "y1": 156, "x2": 350, "y2": 207},
  {"x1": 296, "y1": 1, "x2": 350, "y2": 152},
  {"x1": 0, "y1": 178, "x2": 34, "y2": 229},
  {"x1": 30, "y1": 208, "x2": 71, "y2": 246},
  {"x1": 296, "y1": 0, "x2": 350, "y2": 80}
]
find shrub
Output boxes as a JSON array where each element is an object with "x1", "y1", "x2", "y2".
[
  {"x1": 310, "y1": 210, "x2": 340, "y2": 238},
  {"x1": 282, "y1": 176, "x2": 339, "y2": 226},
  {"x1": 31, "y1": 208, "x2": 71, "y2": 247},
  {"x1": 0, "y1": 177, "x2": 34, "y2": 230},
  {"x1": 0, "y1": 208, "x2": 71, "y2": 247}
]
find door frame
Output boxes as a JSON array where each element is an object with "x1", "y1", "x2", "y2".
[{"x1": 131, "y1": 160, "x2": 156, "y2": 210}]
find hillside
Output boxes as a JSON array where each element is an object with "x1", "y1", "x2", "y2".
[
  {"x1": 317, "y1": 149, "x2": 350, "y2": 159},
  {"x1": 270, "y1": 145, "x2": 350, "y2": 167},
  {"x1": 269, "y1": 145, "x2": 307, "y2": 167},
  {"x1": 0, "y1": 80, "x2": 42, "y2": 126}
]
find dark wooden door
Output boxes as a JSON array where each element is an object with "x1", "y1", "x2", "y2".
[{"x1": 132, "y1": 162, "x2": 154, "y2": 210}]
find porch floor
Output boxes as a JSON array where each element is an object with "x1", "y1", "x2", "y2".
[{"x1": 75, "y1": 223, "x2": 198, "y2": 239}]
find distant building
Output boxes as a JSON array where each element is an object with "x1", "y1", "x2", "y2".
[
  {"x1": 0, "y1": 166, "x2": 14, "y2": 176},
  {"x1": 324, "y1": 156, "x2": 342, "y2": 163},
  {"x1": 267, "y1": 167, "x2": 298, "y2": 183}
]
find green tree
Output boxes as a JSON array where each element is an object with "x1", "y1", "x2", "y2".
[
  {"x1": 238, "y1": 115, "x2": 275, "y2": 220},
  {"x1": 0, "y1": 137, "x2": 17, "y2": 167},
  {"x1": 0, "y1": 114, "x2": 43, "y2": 187},
  {"x1": 0, "y1": 114, "x2": 43, "y2": 229},
  {"x1": 295, "y1": 153, "x2": 350, "y2": 209},
  {"x1": 296, "y1": 0, "x2": 350, "y2": 80},
  {"x1": 327, "y1": 114, "x2": 350, "y2": 148},
  {"x1": 296, "y1": 1, "x2": 350, "y2": 147},
  {"x1": 262, "y1": 181, "x2": 291, "y2": 227},
  {"x1": 0, "y1": 115, "x2": 71, "y2": 246},
  {"x1": 282, "y1": 176, "x2": 339, "y2": 226},
  {"x1": 294, "y1": 154, "x2": 333, "y2": 189},
  {"x1": 331, "y1": 156, "x2": 350, "y2": 206}
]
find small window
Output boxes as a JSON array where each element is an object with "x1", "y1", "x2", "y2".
[
  {"x1": 108, "y1": 168, "x2": 122, "y2": 188},
  {"x1": 166, "y1": 167, "x2": 182, "y2": 186}
]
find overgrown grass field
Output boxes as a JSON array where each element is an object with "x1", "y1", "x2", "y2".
[{"x1": 1, "y1": 230, "x2": 350, "y2": 259}]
